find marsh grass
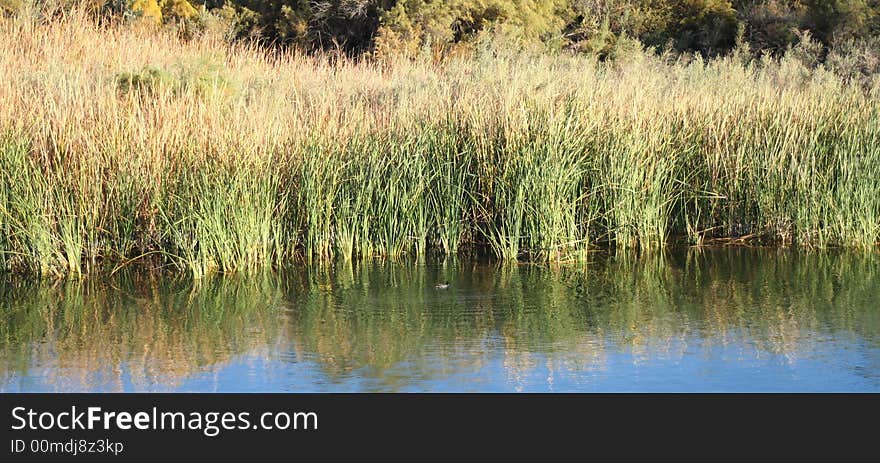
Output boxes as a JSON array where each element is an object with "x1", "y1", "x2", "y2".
[
  {"x1": 1, "y1": 9, "x2": 878, "y2": 277},
  {"x1": 159, "y1": 155, "x2": 291, "y2": 277}
]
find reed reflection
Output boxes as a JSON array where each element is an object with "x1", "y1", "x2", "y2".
[{"x1": 1, "y1": 249, "x2": 878, "y2": 391}]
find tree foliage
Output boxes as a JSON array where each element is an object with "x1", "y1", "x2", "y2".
[
  {"x1": 130, "y1": 0, "x2": 197, "y2": 22},
  {"x1": 12, "y1": 0, "x2": 880, "y2": 58},
  {"x1": 375, "y1": 0, "x2": 573, "y2": 57}
]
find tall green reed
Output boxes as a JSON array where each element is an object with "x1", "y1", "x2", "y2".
[{"x1": 2, "y1": 13, "x2": 879, "y2": 279}]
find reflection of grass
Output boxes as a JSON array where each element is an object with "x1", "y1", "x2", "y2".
[
  {"x1": 1, "y1": 250, "x2": 878, "y2": 390},
  {"x1": 285, "y1": 251, "x2": 880, "y2": 385},
  {"x1": 0, "y1": 272, "x2": 285, "y2": 390}
]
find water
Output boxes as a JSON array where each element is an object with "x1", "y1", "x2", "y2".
[{"x1": 1, "y1": 249, "x2": 878, "y2": 392}]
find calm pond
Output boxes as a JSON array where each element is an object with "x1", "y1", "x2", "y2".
[{"x1": 2, "y1": 249, "x2": 878, "y2": 392}]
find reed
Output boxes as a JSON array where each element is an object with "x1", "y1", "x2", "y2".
[{"x1": 1, "y1": 9, "x2": 878, "y2": 277}]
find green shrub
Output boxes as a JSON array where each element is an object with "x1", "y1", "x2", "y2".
[
  {"x1": 115, "y1": 65, "x2": 176, "y2": 94},
  {"x1": 115, "y1": 56, "x2": 236, "y2": 99},
  {"x1": 375, "y1": 0, "x2": 574, "y2": 58},
  {"x1": 735, "y1": 0, "x2": 805, "y2": 55}
]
